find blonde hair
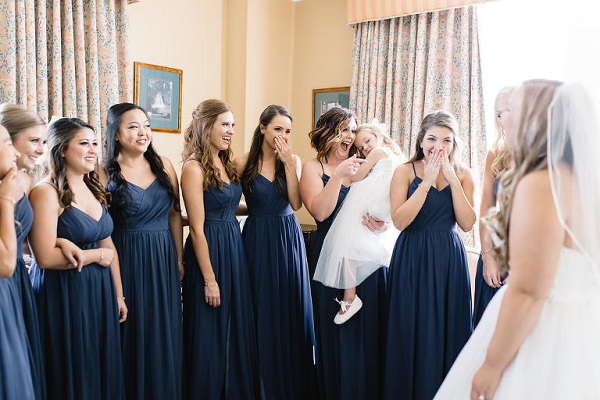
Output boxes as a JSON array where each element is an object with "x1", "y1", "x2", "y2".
[
  {"x1": 490, "y1": 86, "x2": 515, "y2": 178},
  {"x1": 486, "y1": 79, "x2": 563, "y2": 275},
  {"x1": 355, "y1": 122, "x2": 405, "y2": 160},
  {"x1": 182, "y1": 99, "x2": 239, "y2": 190}
]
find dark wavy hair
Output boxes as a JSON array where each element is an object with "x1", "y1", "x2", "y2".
[
  {"x1": 241, "y1": 105, "x2": 292, "y2": 198},
  {"x1": 103, "y1": 102, "x2": 180, "y2": 229},
  {"x1": 182, "y1": 99, "x2": 239, "y2": 190},
  {"x1": 47, "y1": 118, "x2": 107, "y2": 208},
  {"x1": 308, "y1": 107, "x2": 358, "y2": 162}
]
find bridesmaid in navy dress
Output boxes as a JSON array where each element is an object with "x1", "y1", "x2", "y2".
[
  {"x1": 299, "y1": 107, "x2": 388, "y2": 399},
  {"x1": 236, "y1": 105, "x2": 317, "y2": 399},
  {"x1": 383, "y1": 110, "x2": 476, "y2": 399},
  {"x1": 101, "y1": 103, "x2": 183, "y2": 399},
  {"x1": 0, "y1": 122, "x2": 35, "y2": 399},
  {"x1": 28, "y1": 118, "x2": 126, "y2": 400},
  {"x1": 472, "y1": 87, "x2": 514, "y2": 327},
  {"x1": 180, "y1": 99, "x2": 259, "y2": 399},
  {"x1": 0, "y1": 103, "x2": 47, "y2": 399}
]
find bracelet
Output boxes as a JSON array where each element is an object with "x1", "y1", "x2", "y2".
[
  {"x1": 204, "y1": 280, "x2": 218, "y2": 287},
  {"x1": 98, "y1": 248, "x2": 104, "y2": 261},
  {"x1": 0, "y1": 195, "x2": 16, "y2": 205},
  {"x1": 418, "y1": 183, "x2": 430, "y2": 194},
  {"x1": 481, "y1": 248, "x2": 494, "y2": 255},
  {"x1": 117, "y1": 295, "x2": 125, "y2": 300}
]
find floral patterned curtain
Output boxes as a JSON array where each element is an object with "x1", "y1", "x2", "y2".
[
  {"x1": 350, "y1": 6, "x2": 486, "y2": 245},
  {"x1": 350, "y1": 6, "x2": 486, "y2": 175},
  {"x1": 0, "y1": 0, "x2": 131, "y2": 134}
]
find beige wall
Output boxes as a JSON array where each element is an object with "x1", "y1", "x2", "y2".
[
  {"x1": 291, "y1": 0, "x2": 354, "y2": 224},
  {"x1": 127, "y1": 0, "x2": 353, "y2": 224},
  {"x1": 127, "y1": 0, "x2": 225, "y2": 171}
]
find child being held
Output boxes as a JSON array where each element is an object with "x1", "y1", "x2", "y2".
[{"x1": 313, "y1": 120, "x2": 405, "y2": 324}]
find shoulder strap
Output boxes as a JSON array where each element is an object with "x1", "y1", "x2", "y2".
[{"x1": 411, "y1": 162, "x2": 418, "y2": 179}]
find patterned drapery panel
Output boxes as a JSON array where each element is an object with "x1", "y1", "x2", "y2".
[
  {"x1": 350, "y1": 6, "x2": 486, "y2": 245},
  {"x1": 0, "y1": 0, "x2": 131, "y2": 134},
  {"x1": 347, "y1": 0, "x2": 497, "y2": 23}
]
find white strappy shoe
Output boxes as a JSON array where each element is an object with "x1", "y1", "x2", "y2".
[{"x1": 333, "y1": 295, "x2": 363, "y2": 325}]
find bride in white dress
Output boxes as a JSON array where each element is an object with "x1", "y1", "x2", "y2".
[{"x1": 435, "y1": 80, "x2": 600, "y2": 399}]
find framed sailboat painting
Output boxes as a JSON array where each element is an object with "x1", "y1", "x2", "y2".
[{"x1": 134, "y1": 62, "x2": 183, "y2": 133}]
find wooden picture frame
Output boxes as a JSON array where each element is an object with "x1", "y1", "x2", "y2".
[
  {"x1": 312, "y1": 86, "x2": 350, "y2": 127},
  {"x1": 134, "y1": 62, "x2": 183, "y2": 133}
]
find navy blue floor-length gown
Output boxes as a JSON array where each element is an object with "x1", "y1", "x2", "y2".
[
  {"x1": 0, "y1": 195, "x2": 35, "y2": 399},
  {"x1": 473, "y1": 178, "x2": 502, "y2": 327},
  {"x1": 9, "y1": 195, "x2": 45, "y2": 400},
  {"x1": 30, "y1": 207, "x2": 125, "y2": 400},
  {"x1": 108, "y1": 179, "x2": 182, "y2": 400},
  {"x1": 311, "y1": 173, "x2": 388, "y2": 400},
  {"x1": 242, "y1": 175, "x2": 318, "y2": 399},
  {"x1": 383, "y1": 170, "x2": 472, "y2": 399},
  {"x1": 182, "y1": 182, "x2": 259, "y2": 400}
]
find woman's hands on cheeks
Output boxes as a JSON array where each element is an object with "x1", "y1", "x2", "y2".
[
  {"x1": 205, "y1": 280, "x2": 221, "y2": 308},
  {"x1": 440, "y1": 150, "x2": 460, "y2": 186},
  {"x1": 471, "y1": 362, "x2": 503, "y2": 400},
  {"x1": 333, "y1": 155, "x2": 365, "y2": 180},
  {"x1": 422, "y1": 150, "x2": 443, "y2": 185}
]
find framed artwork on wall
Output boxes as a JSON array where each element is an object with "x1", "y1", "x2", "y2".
[
  {"x1": 312, "y1": 86, "x2": 350, "y2": 127},
  {"x1": 134, "y1": 62, "x2": 183, "y2": 133}
]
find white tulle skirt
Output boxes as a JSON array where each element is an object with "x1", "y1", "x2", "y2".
[
  {"x1": 435, "y1": 247, "x2": 600, "y2": 399},
  {"x1": 313, "y1": 156, "x2": 400, "y2": 289}
]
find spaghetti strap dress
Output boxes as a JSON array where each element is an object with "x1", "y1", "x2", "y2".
[
  {"x1": 29, "y1": 207, "x2": 125, "y2": 400},
  {"x1": 8, "y1": 194, "x2": 45, "y2": 400},
  {"x1": 0, "y1": 195, "x2": 35, "y2": 399},
  {"x1": 472, "y1": 177, "x2": 503, "y2": 327},
  {"x1": 242, "y1": 175, "x2": 317, "y2": 399},
  {"x1": 182, "y1": 182, "x2": 259, "y2": 400},
  {"x1": 383, "y1": 164, "x2": 472, "y2": 399},
  {"x1": 108, "y1": 179, "x2": 182, "y2": 400},
  {"x1": 311, "y1": 170, "x2": 388, "y2": 400}
]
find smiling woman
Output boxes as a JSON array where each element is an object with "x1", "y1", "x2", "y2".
[{"x1": 180, "y1": 99, "x2": 260, "y2": 399}]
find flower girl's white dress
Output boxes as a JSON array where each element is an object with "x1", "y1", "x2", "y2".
[
  {"x1": 313, "y1": 147, "x2": 401, "y2": 289},
  {"x1": 435, "y1": 247, "x2": 600, "y2": 399}
]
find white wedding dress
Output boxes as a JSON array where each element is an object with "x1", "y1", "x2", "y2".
[
  {"x1": 435, "y1": 247, "x2": 600, "y2": 399},
  {"x1": 313, "y1": 147, "x2": 401, "y2": 289}
]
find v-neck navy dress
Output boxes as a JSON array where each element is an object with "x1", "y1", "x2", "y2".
[
  {"x1": 383, "y1": 168, "x2": 472, "y2": 399},
  {"x1": 0, "y1": 195, "x2": 36, "y2": 400},
  {"x1": 182, "y1": 182, "x2": 259, "y2": 400},
  {"x1": 30, "y1": 206, "x2": 125, "y2": 400},
  {"x1": 9, "y1": 194, "x2": 45, "y2": 400},
  {"x1": 108, "y1": 179, "x2": 182, "y2": 400},
  {"x1": 311, "y1": 173, "x2": 388, "y2": 400},
  {"x1": 242, "y1": 174, "x2": 317, "y2": 399}
]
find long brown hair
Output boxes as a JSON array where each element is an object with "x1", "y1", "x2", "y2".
[
  {"x1": 241, "y1": 105, "x2": 292, "y2": 197},
  {"x1": 308, "y1": 107, "x2": 357, "y2": 162},
  {"x1": 47, "y1": 118, "x2": 108, "y2": 208},
  {"x1": 406, "y1": 110, "x2": 461, "y2": 165},
  {"x1": 485, "y1": 79, "x2": 563, "y2": 275},
  {"x1": 182, "y1": 99, "x2": 239, "y2": 190}
]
